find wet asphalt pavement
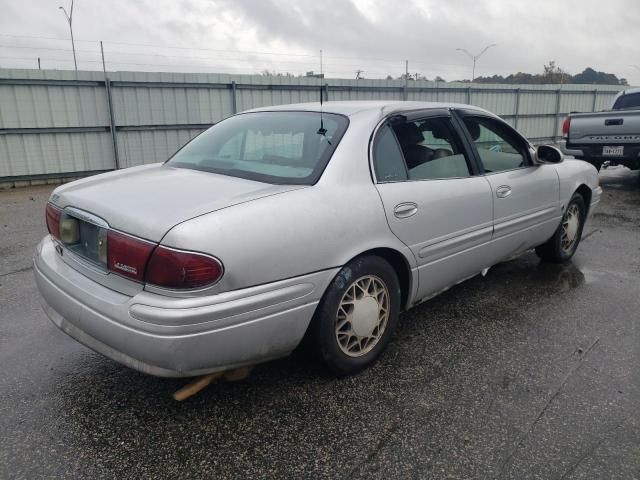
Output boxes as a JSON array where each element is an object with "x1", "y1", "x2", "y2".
[{"x1": 1, "y1": 168, "x2": 639, "y2": 479}]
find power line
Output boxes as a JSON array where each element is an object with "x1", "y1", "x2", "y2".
[
  {"x1": 0, "y1": 33, "x2": 473, "y2": 79},
  {"x1": 0, "y1": 33, "x2": 318, "y2": 58},
  {"x1": 0, "y1": 45, "x2": 470, "y2": 74},
  {"x1": 0, "y1": 33, "x2": 471, "y2": 68}
]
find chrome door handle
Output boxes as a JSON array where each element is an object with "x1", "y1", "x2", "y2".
[
  {"x1": 394, "y1": 202, "x2": 418, "y2": 218},
  {"x1": 496, "y1": 185, "x2": 512, "y2": 198}
]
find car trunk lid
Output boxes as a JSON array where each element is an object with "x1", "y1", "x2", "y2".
[{"x1": 52, "y1": 163, "x2": 305, "y2": 241}]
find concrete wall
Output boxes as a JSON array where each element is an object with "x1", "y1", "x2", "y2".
[{"x1": 0, "y1": 68, "x2": 624, "y2": 182}]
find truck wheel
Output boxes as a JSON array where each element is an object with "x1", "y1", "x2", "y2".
[
  {"x1": 308, "y1": 256, "x2": 401, "y2": 376},
  {"x1": 535, "y1": 193, "x2": 586, "y2": 263}
]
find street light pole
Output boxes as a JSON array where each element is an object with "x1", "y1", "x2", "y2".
[
  {"x1": 59, "y1": 0, "x2": 77, "y2": 71},
  {"x1": 456, "y1": 44, "x2": 497, "y2": 82}
]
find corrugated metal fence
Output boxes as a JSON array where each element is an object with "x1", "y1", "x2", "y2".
[{"x1": 0, "y1": 68, "x2": 625, "y2": 182}]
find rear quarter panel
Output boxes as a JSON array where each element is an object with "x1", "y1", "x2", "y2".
[{"x1": 161, "y1": 183, "x2": 416, "y2": 295}]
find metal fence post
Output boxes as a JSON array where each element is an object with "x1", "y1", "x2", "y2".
[
  {"x1": 231, "y1": 81, "x2": 238, "y2": 114},
  {"x1": 514, "y1": 88, "x2": 521, "y2": 129},
  {"x1": 592, "y1": 89, "x2": 598, "y2": 112},
  {"x1": 553, "y1": 89, "x2": 562, "y2": 142},
  {"x1": 104, "y1": 78, "x2": 120, "y2": 169},
  {"x1": 403, "y1": 60, "x2": 409, "y2": 101}
]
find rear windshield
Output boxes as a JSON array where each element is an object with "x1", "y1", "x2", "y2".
[
  {"x1": 613, "y1": 92, "x2": 640, "y2": 110},
  {"x1": 167, "y1": 111, "x2": 349, "y2": 185}
]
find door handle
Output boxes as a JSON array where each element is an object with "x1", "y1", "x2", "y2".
[
  {"x1": 496, "y1": 185, "x2": 512, "y2": 198},
  {"x1": 394, "y1": 202, "x2": 418, "y2": 218}
]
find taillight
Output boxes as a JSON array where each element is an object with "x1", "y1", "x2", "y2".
[
  {"x1": 107, "y1": 230, "x2": 155, "y2": 282},
  {"x1": 562, "y1": 116, "x2": 571, "y2": 139},
  {"x1": 45, "y1": 203, "x2": 62, "y2": 240},
  {"x1": 46, "y1": 208, "x2": 223, "y2": 289},
  {"x1": 145, "y1": 246, "x2": 223, "y2": 289}
]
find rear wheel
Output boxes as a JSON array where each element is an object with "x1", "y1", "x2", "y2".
[
  {"x1": 535, "y1": 193, "x2": 586, "y2": 263},
  {"x1": 308, "y1": 256, "x2": 401, "y2": 376}
]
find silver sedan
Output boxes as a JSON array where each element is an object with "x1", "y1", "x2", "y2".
[{"x1": 34, "y1": 101, "x2": 602, "y2": 377}]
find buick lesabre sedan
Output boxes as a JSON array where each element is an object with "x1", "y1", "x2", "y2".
[{"x1": 34, "y1": 101, "x2": 601, "y2": 377}]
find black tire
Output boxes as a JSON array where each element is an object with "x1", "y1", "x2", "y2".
[
  {"x1": 307, "y1": 255, "x2": 401, "y2": 376},
  {"x1": 535, "y1": 193, "x2": 586, "y2": 263}
]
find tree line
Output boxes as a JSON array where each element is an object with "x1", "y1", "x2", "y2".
[
  {"x1": 469, "y1": 61, "x2": 628, "y2": 85},
  {"x1": 261, "y1": 61, "x2": 628, "y2": 86}
]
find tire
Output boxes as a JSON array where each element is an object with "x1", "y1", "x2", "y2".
[
  {"x1": 307, "y1": 255, "x2": 401, "y2": 376},
  {"x1": 535, "y1": 193, "x2": 586, "y2": 263}
]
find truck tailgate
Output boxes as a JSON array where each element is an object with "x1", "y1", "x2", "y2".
[{"x1": 569, "y1": 110, "x2": 640, "y2": 146}]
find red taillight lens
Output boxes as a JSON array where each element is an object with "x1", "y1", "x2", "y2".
[
  {"x1": 45, "y1": 203, "x2": 62, "y2": 240},
  {"x1": 107, "y1": 230, "x2": 155, "y2": 282},
  {"x1": 562, "y1": 116, "x2": 571, "y2": 139},
  {"x1": 145, "y1": 246, "x2": 223, "y2": 289}
]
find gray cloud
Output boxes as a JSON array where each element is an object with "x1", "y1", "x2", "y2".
[{"x1": 0, "y1": 0, "x2": 638, "y2": 83}]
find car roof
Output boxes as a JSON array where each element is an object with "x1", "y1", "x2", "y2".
[{"x1": 242, "y1": 100, "x2": 492, "y2": 118}]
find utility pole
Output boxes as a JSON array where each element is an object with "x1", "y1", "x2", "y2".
[
  {"x1": 37, "y1": 57, "x2": 41, "y2": 70},
  {"x1": 59, "y1": 0, "x2": 77, "y2": 71},
  {"x1": 100, "y1": 40, "x2": 107, "y2": 74},
  {"x1": 456, "y1": 44, "x2": 496, "y2": 82}
]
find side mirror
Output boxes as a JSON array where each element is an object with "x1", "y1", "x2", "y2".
[{"x1": 536, "y1": 145, "x2": 564, "y2": 164}]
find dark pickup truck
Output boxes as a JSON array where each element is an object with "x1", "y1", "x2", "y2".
[{"x1": 560, "y1": 88, "x2": 640, "y2": 171}]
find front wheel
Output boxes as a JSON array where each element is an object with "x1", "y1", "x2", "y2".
[
  {"x1": 535, "y1": 193, "x2": 586, "y2": 263},
  {"x1": 308, "y1": 256, "x2": 401, "y2": 376}
]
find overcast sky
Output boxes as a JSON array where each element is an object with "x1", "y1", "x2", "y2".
[{"x1": 1, "y1": 0, "x2": 638, "y2": 83}]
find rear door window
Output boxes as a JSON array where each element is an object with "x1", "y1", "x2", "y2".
[
  {"x1": 390, "y1": 117, "x2": 472, "y2": 180},
  {"x1": 372, "y1": 125, "x2": 408, "y2": 182}
]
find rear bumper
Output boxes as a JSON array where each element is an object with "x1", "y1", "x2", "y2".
[
  {"x1": 558, "y1": 140, "x2": 584, "y2": 158},
  {"x1": 34, "y1": 236, "x2": 337, "y2": 377},
  {"x1": 564, "y1": 141, "x2": 640, "y2": 165}
]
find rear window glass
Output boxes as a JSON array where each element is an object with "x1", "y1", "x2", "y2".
[
  {"x1": 613, "y1": 92, "x2": 640, "y2": 110},
  {"x1": 168, "y1": 111, "x2": 348, "y2": 185}
]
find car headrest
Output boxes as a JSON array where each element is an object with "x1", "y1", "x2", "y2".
[
  {"x1": 464, "y1": 120, "x2": 481, "y2": 140},
  {"x1": 430, "y1": 123, "x2": 451, "y2": 140},
  {"x1": 417, "y1": 119, "x2": 451, "y2": 141},
  {"x1": 394, "y1": 122, "x2": 423, "y2": 145}
]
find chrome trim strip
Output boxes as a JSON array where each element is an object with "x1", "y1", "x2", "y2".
[{"x1": 63, "y1": 206, "x2": 109, "y2": 228}]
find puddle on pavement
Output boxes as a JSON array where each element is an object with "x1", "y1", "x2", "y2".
[
  {"x1": 599, "y1": 169, "x2": 640, "y2": 193},
  {"x1": 529, "y1": 261, "x2": 586, "y2": 292},
  {"x1": 488, "y1": 255, "x2": 588, "y2": 298}
]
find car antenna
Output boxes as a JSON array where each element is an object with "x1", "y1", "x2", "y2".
[{"x1": 317, "y1": 49, "x2": 330, "y2": 142}]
